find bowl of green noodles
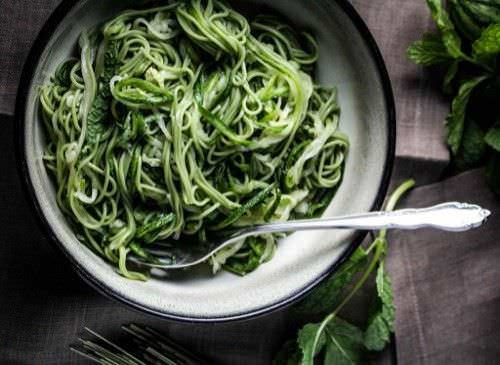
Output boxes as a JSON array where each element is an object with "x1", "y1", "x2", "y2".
[{"x1": 15, "y1": 0, "x2": 395, "y2": 321}]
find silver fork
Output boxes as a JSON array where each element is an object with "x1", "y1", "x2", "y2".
[{"x1": 129, "y1": 202, "x2": 491, "y2": 270}]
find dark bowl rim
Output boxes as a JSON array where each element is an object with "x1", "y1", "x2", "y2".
[{"x1": 14, "y1": 0, "x2": 396, "y2": 323}]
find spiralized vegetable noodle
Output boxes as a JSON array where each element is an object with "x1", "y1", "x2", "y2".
[{"x1": 39, "y1": 0, "x2": 348, "y2": 280}]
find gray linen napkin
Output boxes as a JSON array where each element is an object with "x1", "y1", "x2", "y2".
[
  {"x1": 387, "y1": 169, "x2": 500, "y2": 365},
  {"x1": 1, "y1": 0, "x2": 499, "y2": 364},
  {"x1": 351, "y1": 0, "x2": 450, "y2": 168}
]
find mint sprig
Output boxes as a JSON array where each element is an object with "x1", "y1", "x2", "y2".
[
  {"x1": 408, "y1": 0, "x2": 500, "y2": 194},
  {"x1": 274, "y1": 179, "x2": 416, "y2": 365}
]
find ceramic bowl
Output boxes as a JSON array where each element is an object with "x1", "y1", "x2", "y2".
[{"x1": 15, "y1": 0, "x2": 395, "y2": 321}]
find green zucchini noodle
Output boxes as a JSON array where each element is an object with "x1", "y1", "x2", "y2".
[{"x1": 39, "y1": 0, "x2": 349, "y2": 280}]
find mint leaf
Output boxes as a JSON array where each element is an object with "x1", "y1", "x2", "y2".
[
  {"x1": 86, "y1": 40, "x2": 120, "y2": 144},
  {"x1": 293, "y1": 247, "x2": 368, "y2": 316},
  {"x1": 455, "y1": 119, "x2": 488, "y2": 170},
  {"x1": 446, "y1": 76, "x2": 487, "y2": 155},
  {"x1": 407, "y1": 32, "x2": 453, "y2": 65},
  {"x1": 426, "y1": 0, "x2": 464, "y2": 58},
  {"x1": 298, "y1": 319, "x2": 363, "y2": 365},
  {"x1": 461, "y1": 1, "x2": 500, "y2": 26},
  {"x1": 324, "y1": 318, "x2": 364, "y2": 365},
  {"x1": 473, "y1": 23, "x2": 500, "y2": 56},
  {"x1": 363, "y1": 264, "x2": 395, "y2": 351},
  {"x1": 485, "y1": 122, "x2": 500, "y2": 152},
  {"x1": 449, "y1": 0, "x2": 483, "y2": 41},
  {"x1": 298, "y1": 323, "x2": 326, "y2": 365},
  {"x1": 443, "y1": 60, "x2": 459, "y2": 95},
  {"x1": 54, "y1": 59, "x2": 77, "y2": 88}
]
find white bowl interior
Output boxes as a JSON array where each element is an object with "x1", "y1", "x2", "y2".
[{"x1": 24, "y1": 0, "x2": 390, "y2": 319}]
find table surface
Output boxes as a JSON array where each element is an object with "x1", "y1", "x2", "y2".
[{"x1": 1, "y1": 1, "x2": 499, "y2": 364}]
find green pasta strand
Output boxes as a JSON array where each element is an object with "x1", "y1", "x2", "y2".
[{"x1": 39, "y1": 0, "x2": 348, "y2": 279}]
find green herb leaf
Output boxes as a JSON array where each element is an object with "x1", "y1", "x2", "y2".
[
  {"x1": 293, "y1": 247, "x2": 368, "y2": 316},
  {"x1": 363, "y1": 263, "x2": 395, "y2": 351},
  {"x1": 54, "y1": 59, "x2": 77, "y2": 88},
  {"x1": 298, "y1": 318, "x2": 364, "y2": 365},
  {"x1": 473, "y1": 23, "x2": 500, "y2": 56},
  {"x1": 460, "y1": 1, "x2": 500, "y2": 26},
  {"x1": 324, "y1": 318, "x2": 364, "y2": 365},
  {"x1": 86, "y1": 41, "x2": 120, "y2": 143},
  {"x1": 449, "y1": 0, "x2": 484, "y2": 41},
  {"x1": 443, "y1": 60, "x2": 460, "y2": 95},
  {"x1": 446, "y1": 76, "x2": 487, "y2": 155},
  {"x1": 485, "y1": 121, "x2": 500, "y2": 151},
  {"x1": 407, "y1": 32, "x2": 453, "y2": 65},
  {"x1": 426, "y1": 0, "x2": 464, "y2": 59},
  {"x1": 455, "y1": 119, "x2": 488, "y2": 169},
  {"x1": 298, "y1": 322, "x2": 326, "y2": 365}
]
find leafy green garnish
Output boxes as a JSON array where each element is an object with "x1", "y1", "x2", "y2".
[
  {"x1": 323, "y1": 318, "x2": 365, "y2": 365},
  {"x1": 407, "y1": 32, "x2": 453, "y2": 65},
  {"x1": 443, "y1": 60, "x2": 460, "y2": 94},
  {"x1": 297, "y1": 322, "x2": 325, "y2": 364},
  {"x1": 86, "y1": 40, "x2": 119, "y2": 143},
  {"x1": 446, "y1": 76, "x2": 487, "y2": 155},
  {"x1": 449, "y1": 0, "x2": 483, "y2": 41},
  {"x1": 408, "y1": 0, "x2": 500, "y2": 194},
  {"x1": 426, "y1": 0, "x2": 464, "y2": 58},
  {"x1": 363, "y1": 262, "x2": 395, "y2": 351},
  {"x1": 118, "y1": 111, "x2": 146, "y2": 145},
  {"x1": 485, "y1": 121, "x2": 500, "y2": 151},
  {"x1": 275, "y1": 180, "x2": 416, "y2": 365},
  {"x1": 460, "y1": 0, "x2": 500, "y2": 25},
  {"x1": 473, "y1": 23, "x2": 500, "y2": 56},
  {"x1": 298, "y1": 318, "x2": 364, "y2": 365},
  {"x1": 54, "y1": 59, "x2": 77, "y2": 88},
  {"x1": 293, "y1": 247, "x2": 368, "y2": 316},
  {"x1": 455, "y1": 119, "x2": 488, "y2": 169}
]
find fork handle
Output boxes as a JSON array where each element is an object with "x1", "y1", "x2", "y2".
[{"x1": 245, "y1": 202, "x2": 491, "y2": 235}]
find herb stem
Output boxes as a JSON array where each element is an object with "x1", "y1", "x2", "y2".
[
  {"x1": 310, "y1": 178, "x2": 416, "y2": 355},
  {"x1": 311, "y1": 238, "x2": 384, "y2": 353},
  {"x1": 380, "y1": 179, "x2": 416, "y2": 239}
]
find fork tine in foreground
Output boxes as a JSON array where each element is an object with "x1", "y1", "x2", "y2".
[{"x1": 71, "y1": 324, "x2": 208, "y2": 365}]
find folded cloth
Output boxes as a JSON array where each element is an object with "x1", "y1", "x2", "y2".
[
  {"x1": 0, "y1": 0, "x2": 61, "y2": 114},
  {"x1": 387, "y1": 169, "x2": 500, "y2": 364},
  {"x1": 351, "y1": 0, "x2": 450, "y2": 165}
]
